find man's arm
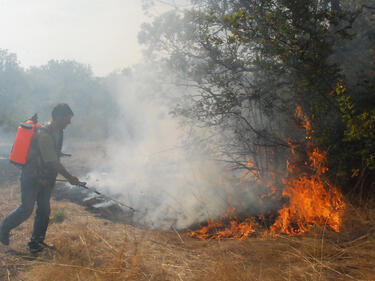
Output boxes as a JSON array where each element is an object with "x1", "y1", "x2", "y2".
[
  {"x1": 50, "y1": 161, "x2": 85, "y2": 186},
  {"x1": 38, "y1": 132, "x2": 85, "y2": 186}
]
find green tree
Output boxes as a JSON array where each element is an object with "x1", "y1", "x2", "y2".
[
  {"x1": 0, "y1": 49, "x2": 30, "y2": 130},
  {"x1": 140, "y1": 0, "x2": 375, "y2": 194},
  {"x1": 0, "y1": 55, "x2": 119, "y2": 139}
]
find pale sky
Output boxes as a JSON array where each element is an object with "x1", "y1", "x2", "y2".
[{"x1": 0, "y1": 0, "x2": 168, "y2": 76}]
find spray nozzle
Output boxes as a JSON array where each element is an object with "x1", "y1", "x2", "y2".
[{"x1": 29, "y1": 113, "x2": 38, "y2": 124}]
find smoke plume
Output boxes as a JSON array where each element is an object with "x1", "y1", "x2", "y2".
[{"x1": 83, "y1": 65, "x2": 264, "y2": 230}]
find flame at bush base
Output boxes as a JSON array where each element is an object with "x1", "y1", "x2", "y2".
[
  {"x1": 269, "y1": 148, "x2": 345, "y2": 235},
  {"x1": 187, "y1": 106, "x2": 346, "y2": 239}
]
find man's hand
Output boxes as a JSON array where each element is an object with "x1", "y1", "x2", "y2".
[
  {"x1": 68, "y1": 176, "x2": 86, "y2": 186},
  {"x1": 52, "y1": 161, "x2": 87, "y2": 186}
]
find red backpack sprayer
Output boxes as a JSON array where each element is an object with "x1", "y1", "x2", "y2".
[{"x1": 9, "y1": 114, "x2": 40, "y2": 166}]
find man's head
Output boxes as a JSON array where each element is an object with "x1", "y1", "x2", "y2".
[{"x1": 51, "y1": 103, "x2": 74, "y2": 130}]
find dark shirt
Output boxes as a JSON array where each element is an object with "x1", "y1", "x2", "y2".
[{"x1": 22, "y1": 123, "x2": 63, "y2": 186}]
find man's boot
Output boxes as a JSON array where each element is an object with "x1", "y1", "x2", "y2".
[{"x1": 28, "y1": 241, "x2": 55, "y2": 254}]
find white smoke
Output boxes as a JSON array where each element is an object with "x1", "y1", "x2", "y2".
[
  {"x1": 84, "y1": 64, "x2": 261, "y2": 230},
  {"x1": 0, "y1": 127, "x2": 14, "y2": 159}
]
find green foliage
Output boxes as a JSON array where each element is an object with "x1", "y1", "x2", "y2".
[
  {"x1": 139, "y1": 0, "x2": 375, "y2": 193},
  {"x1": 335, "y1": 83, "x2": 375, "y2": 171},
  {"x1": 50, "y1": 208, "x2": 66, "y2": 224}
]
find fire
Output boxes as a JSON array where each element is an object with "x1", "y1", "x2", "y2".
[
  {"x1": 270, "y1": 106, "x2": 345, "y2": 234},
  {"x1": 187, "y1": 208, "x2": 258, "y2": 240},
  {"x1": 269, "y1": 147, "x2": 345, "y2": 235},
  {"x1": 187, "y1": 106, "x2": 346, "y2": 239}
]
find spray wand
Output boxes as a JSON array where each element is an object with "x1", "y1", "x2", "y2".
[{"x1": 56, "y1": 179, "x2": 136, "y2": 212}]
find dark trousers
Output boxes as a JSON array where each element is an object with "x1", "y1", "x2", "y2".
[{"x1": 0, "y1": 175, "x2": 53, "y2": 243}]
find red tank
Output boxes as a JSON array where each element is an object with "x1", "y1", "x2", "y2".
[{"x1": 9, "y1": 119, "x2": 40, "y2": 166}]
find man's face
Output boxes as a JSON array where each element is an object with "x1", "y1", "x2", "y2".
[{"x1": 57, "y1": 115, "x2": 72, "y2": 130}]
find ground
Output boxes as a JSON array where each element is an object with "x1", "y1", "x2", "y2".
[
  {"x1": 1, "y1": 181, "x2": 375, "y2": 281},
  {"x1": 0, "y1": 142, "x2": 374, "y2": 281}
]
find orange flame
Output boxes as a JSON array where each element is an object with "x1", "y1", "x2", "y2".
[
  {"x1": 188, "y1": 106, "x2": 346, "y2": 239},
  {"x1": 187, "y1": 208, "x2": 258, "y2": 240},
  {"x1": 269, "y1": 147, "x2": 345, "y2": 235},
  {"x1": 269, "y1": 107, "x2": 345, "y2": 234}
]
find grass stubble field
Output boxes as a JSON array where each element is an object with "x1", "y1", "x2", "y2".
[
  {"x1": 1, "y1": 183, "x2": 374, "y2": 281},
  {"x1": 0, "y1": 144, "x2": 374, "y2": 281}
]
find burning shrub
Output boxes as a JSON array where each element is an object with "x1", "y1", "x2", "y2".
[{"x1": 188, "y1": 106, "x2": 346, "y2": 239}]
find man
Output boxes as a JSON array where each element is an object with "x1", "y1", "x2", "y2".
[{"x1": 0, "y1": 103, "x2": 85, "y2": 253}]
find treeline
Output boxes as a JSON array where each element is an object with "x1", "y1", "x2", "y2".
[
  {"x1": 0, "y1": 49, "x2": 121, "y2": 139},
  {"x1": 139, "y1": 0, "x2": 375, "y2": 196}
]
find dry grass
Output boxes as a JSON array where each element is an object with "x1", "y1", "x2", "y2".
[{"x1": 1, "y1": 183, "x2": 375, "y2": 281}]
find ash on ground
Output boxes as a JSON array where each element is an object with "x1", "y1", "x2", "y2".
[{"x1": 53, "y1": 182, "x2": 135, "y2": 225}]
